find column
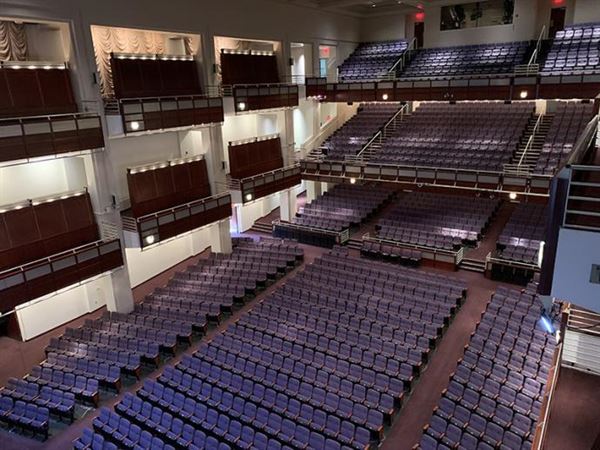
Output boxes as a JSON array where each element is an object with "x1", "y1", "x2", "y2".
[
  {"x1": 210, "y1": 219, "x2": 232, "y2": 254},
  {"x1": 105, "y1": 267, "x2": 135, "y2": 314},
  {"x1": 306, "y1": 180, "x2": 322, "y2": 202},
  {"x1": 207, "y1": 125, "x2": 227, "y2": 194},
  {"x1": 281, "y1": 109, "x2": 296, "y2": 166},
  {"x1": 279, "y1": 189, "x2": 297, "y2": 222}
]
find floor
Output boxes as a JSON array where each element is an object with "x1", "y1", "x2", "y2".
[{"x1": 0, "y1": 201, "x2": 597, "y2": 450}]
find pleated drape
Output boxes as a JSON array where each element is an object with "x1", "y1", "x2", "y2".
[
  {"x1": 0, "y1": 21, "x2": 28, "y2": 61},
  {"x1": 91, "y1": 26, "x2": 197, "y2": 98}
]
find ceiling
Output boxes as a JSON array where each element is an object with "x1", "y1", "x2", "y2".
[{"x1": 279, "y1": 0, "x2": 428, "y2": 18}]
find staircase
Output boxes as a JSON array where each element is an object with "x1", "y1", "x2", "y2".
[
  {"x1": 505, "y1": 114, "x2": 554, "y2": 175},
  {"x1": 346, "y1": 238, "x2": 363, "y2": 251},
  {"x1": 249, "y1": 221, "x2": 274, "y2": 235},
  {"x1": 459, "y1": 257, "x2": 487, "y2": 273},
  {"x1": 355, "y1": 106, "x2": 409, "y2": 163}
]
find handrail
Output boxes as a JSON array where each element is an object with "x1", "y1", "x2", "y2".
[
  {"x1": 234, "y1": 163, "x2": 300, "y2": 185},
  {"x1": 362, "y1": 232, "x2": 463, "y2": 259},
  {"x1": 272, "y1": 218, "x2": 346, "y2": 238},
  {"x1": 354, "y1": 104, "x2": 408, "y2": 161},
  {"x1": 566, "y1": 114, "x2": 599, "y2": 166},
  {"x1": 386, "y1": 38, "x2": 417, "y2": 78},
  {"x1": 529, "y1": 25, "x2": 547, "y2": 66},
  {"x1": 533, "y1": 341, "x2": 563, "y2": 450},
  {"x1": 517, "y1": 113, "x2": 544, "y2": 168}
]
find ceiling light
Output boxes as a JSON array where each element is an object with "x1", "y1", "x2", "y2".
[
  {"x1": 519, "y1": 90, "x2": 528, "y2": 99},
  {"x1": 245, "y1": 193, "x2": 253, "y2": 201},
  {"x1": 130, "y1": 121, "x2": 140, "y2": 131},
  {"x1": 509, "y1": 192, "x2": 517, "y2": 200},
  {"x1": 238, "y1": 102, "x2": 247, "y2": 111},
  {"x1": 145, "y1": 235, "x2": 155, "y2": 245}
]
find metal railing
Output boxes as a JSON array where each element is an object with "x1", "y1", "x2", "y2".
[
  {"x1": 485, "y1": 251, "x2": 541, "y2": 272},
  {"x1": 272, "y1": 219, "x2": 350, "y2": 244},
  {"x1": 529, "y1": 26, "x2": 547, "y2": 66},
  {"x1": 566, "y1": 114, "x2": 599, "y2": 167},
  {"x1": 518, "y1": 113, "x2": 545, "y2": 168},
  {"x1": 228, "y1": 164, "x2": 301, "y2": 191},
  {"x1": 352, "y1": 103, "x2": 409, "y2": 162},
  {"x1": 385, "y1": 38, "x2": 418, "y2": 79},
  {"x1": 362, "y1": 232, "x2": 465, "y2": 265}
]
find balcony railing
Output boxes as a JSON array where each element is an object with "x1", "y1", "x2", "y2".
[
  {"x1": 229, "y1": 164, "x2": 302, "y2": 204},
  {"x1": 272, "y1": 219, "x2": 350, "y2": 248},
  {"x1": 300, "y1": 159, "x2": 553, "y2": 196},
  {"x1": 0, "y1": 112, "x2": 104, "y2": 165},
  {"x1": 0, "y1": 234, "x2": 123, "y2": 313},
  {"x1": 123, "y1": 192, "x2": 232, "y2": 248},
  {"x1": 106, "y1": 95, "x2": 224, "y2": 135},
  {"x1": 233, "y1": 84, "x2": 299, "y2": 113}
]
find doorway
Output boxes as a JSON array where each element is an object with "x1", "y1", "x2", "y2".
[
  {"x1": 549, "y1": 7, "x2": 566, "y2": 39},
  {"x1": 414, "y1": 22, "x2": 425, "y2": 48}
]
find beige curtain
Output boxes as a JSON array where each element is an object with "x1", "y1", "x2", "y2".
[
  {"x1": 0, "y1": 21, "x2": 27, "y2": 61},
  {"x1": 92, "y1": 26, "x2": 197, "y2": 98}
]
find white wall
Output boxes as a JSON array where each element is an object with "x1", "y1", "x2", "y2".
[
  {"x1": 235, "y1": 193, "x2": 280, "y2": 232},
  {"x1": 574, "y1": 0, "x2": 600, "y2": 24},
  {"x1": 0, "y1": 158, "x2": 86, "y2": 205},
  {"x1": 552, "y1": 228, "x2": 600, "y2": 312},
  {"x1": 293, "y1": 98, "x2": 316, "y2": 149},
  {"x1": 106, "y1": 133, "x2": 182, "y2": 204},
  {"x1": 423, "y1": 0, "x2": 546, "y2": 48},
  {"x1": 15, "y1": 273, "x2": 114, "y2": 341},
  {"x1": 125, "y1": 222, "x2": 214, "y2": 287},
  {"x1": 360, "y1": 13, "x2": 407, "y2": 42}
]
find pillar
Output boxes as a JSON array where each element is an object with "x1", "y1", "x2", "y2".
[
  {"x1": 206, "y1": 125, "x2": 227, "y2": 194},
  {"x1": 281, "y1": 109, "x2": 296, "y2": 166},
  {"x1": 210, "y1": 219, "x2": 232, "y2": 254},
  {"x1": 105, "y1": 267, "x2": 135, "y2": 314},
  {"x1": 279, "y1": 189, "x2": 297, "y2": 222},
  {"x1": 306, "y1": 180, "x2": 322, "y2": 202}
]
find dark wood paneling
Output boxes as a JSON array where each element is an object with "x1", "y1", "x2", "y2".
[
  {"x1": 128, "y1": 159, "x2": 212, "y2": 218},
  {"x1": 229, "y1": 137, "x2": 284, "y2": 179},
  {"x1": 221, "y1": 53, "x2": 280, "y2": 85}
]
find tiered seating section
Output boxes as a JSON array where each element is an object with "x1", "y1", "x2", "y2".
[
  {"x1": 541, "y1": 23, "x2": 600, "y2": 76},
  {"x1": 338, "y1": 40, "x2": 408, "y2": 82},
  {"x1": 375, "y1": 192, "x2": 499, "y2": 251},
  {"x1": 418, "y1": 283, "x2": 555, "y2": 450},
  {"x1": 497, "y1": 203, "x2": 547, "y2": 265},
  {"x1": 401, "y1": 42, "x2": 529, "y2": 79},
  {"x1": 78, "y1": 250, "x2": 466, "y2": 450},
  {"x1": 0, "y1": 238, "x2": 302, "y2": 442},
  {"x1": 292, "y1": 184, "x2": 393, "y2": 232},
  {"x1": 321, "y1": 103, "x2": 400, "y2": 160},
  {"x1": 370, "y1": 102, "x2": 533, "y2": 171},
  {"x1": 535, "y1": 102, "x2": 595, "y2": 175}
]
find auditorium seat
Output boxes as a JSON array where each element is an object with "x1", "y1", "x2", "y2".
[
  {"x1": 496, "y1": 203, "x2": 548, "y2": 265},
  {"x1": 541, "y1": 23, "x2": 600, "y2": 76},
  {"x1": 374, "y1": 192, "x2": 499, "y2": 252},
  {"x1": 370, "y1": 102, "x2": 534, "y2": 172},
  {"x1": 400, "y1": 42, "x2": 529, "y2": 79},
  {"x1": 320, "y1": 103, "x2": 402, "y2": 161},
  {"x1": 291, "y1": 183, "x2": 394, "y2": 232},
  {"x1": 417, "y1": 283, "x2": 555, "y2": 449},
  {"x1": 338, "y1": 40, "x2": 408, "y2": 82}
]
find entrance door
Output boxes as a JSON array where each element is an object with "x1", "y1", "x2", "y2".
[
  {"x1": 414, "y1": 22, "x2": 425, "y2": 48},
  {"x1": 549, "y1": 7, "x2": 566, "y2": 39}
]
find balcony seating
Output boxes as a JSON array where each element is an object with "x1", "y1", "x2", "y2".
[
  {"x1": 321, "y1": 103, "x2": 402, "y2": 161},
  {"x1": 338, "y1": 40, "x2": 408, "y2": 82},
  {"x1": 417, "y1": 283, "x2": 555, "y2": 449},
  {"x1": 497, "y1": 203, "x2": 548, "y2": 265},
  {"x1": 78, "y1": 250, "x2": 465, "y2": 449},
  {"x1": 541, "y1": 23, "x2": 600, "y2": 76},
  {"x1": 375, "y1": 192, "x2": 499, "y2": 252},
  {"x1": 291, "y1": 184, "x2": 394, "y2": 232},
  {"x1": 400, "y1": 42, "x2": 529, "y2": 79},
  {"x1": 370, "y1": 102, "x2": 534, "y2": 171},
  {"x1": 535, "y1": 102, "x2": 595, "y2": 175}
]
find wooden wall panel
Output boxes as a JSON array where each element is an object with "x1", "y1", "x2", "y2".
[
  {"x1": 128, "y1": 159, "x2": 212, "y2": 217},
  {"x1": 221, "y1": 53, "x2": 280, "y2": 85},
  {"x1": 228, "y1": 137, "x2": 284, "y2": 179}
]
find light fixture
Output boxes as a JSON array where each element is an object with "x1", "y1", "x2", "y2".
[
  {"x1": 538, "y1": 241, "x2": 545, "y2": 268},
  {"x1": 145, "y1": 235, "x2": 155, "y2": 245},
  {"x1": 130, "y1": 121, "x2": 140, "y2": 131},
  {"x1": 539, "y1": 314, "x2": 555, "y2": 334},
  {"x1": 519, "y1": 90, "x2": 528, "y2": 99},
  {"x1": 238, "y1": 102, "x2": 247, "y2": 111},
  {"x1": 350, "y1": 178, "x2": 356, "y2": 184},
  {"x1": 382, "y1": 94, "x2": 389, "y2": 101},
  {"x1": 509, "y1": 192, "x2": 517, "y2": 200},
  {"x1": 245, "y1": 193, "x2": 253, "y2": 202}
]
